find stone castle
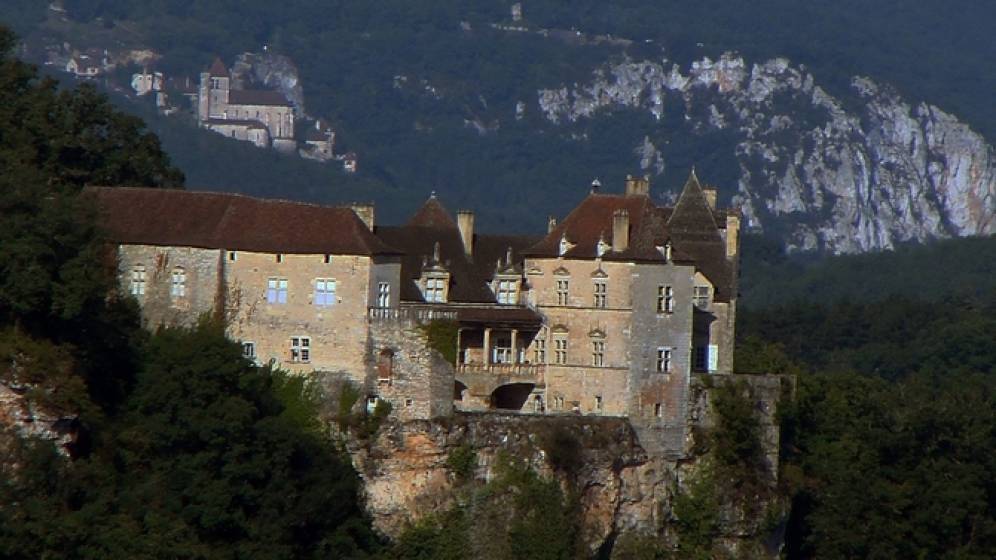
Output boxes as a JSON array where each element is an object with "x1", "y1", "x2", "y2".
[{"x1": 88, "y1": 171, "x2": 740, "y2": 454}]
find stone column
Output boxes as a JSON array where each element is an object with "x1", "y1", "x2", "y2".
[
  {"x1": 455, "y1": 328, "x2": 463, "y2": 365},
  {"x1": 483, "y1": 327, "x2": 491, "y2": 366},
  {"x1": 510, "y1": 328, "x2": 519, "y2": 365}
]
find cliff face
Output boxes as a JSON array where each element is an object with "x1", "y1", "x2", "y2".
[
  {"x1": 347, "y1": 375, "x2": 785, "y2": 557},
  {"x1": 537, "y1": 54, "x2": 995, "y2": 253},
  {"x1": 231, "y1": 52, "x2": 306, "y2": 116}
]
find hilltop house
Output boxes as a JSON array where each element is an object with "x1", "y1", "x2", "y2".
[
  {"x1": 88, "y1": 172, "x2": 740, "y2": 448},
  {"x1": 197, "y1": 58, "x2": 297, "y2": 152}
]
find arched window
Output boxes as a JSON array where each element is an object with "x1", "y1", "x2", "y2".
[{"x1": 171, "y1": 267, "x2": 186, "y2": 297}]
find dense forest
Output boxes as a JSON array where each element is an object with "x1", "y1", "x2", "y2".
[
  {"x1": 5, "y1": 1, "x2": 994, "y2": 235},
  {"x1": 1, "y1": 25, "x2": 994, "y2": 558}
]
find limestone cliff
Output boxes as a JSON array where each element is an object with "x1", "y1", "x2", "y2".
[
  {"x1": 346, "y1": 374, "x2": 786, "y2": 557},
  {"x1": 537, "y1": 54, "x2": 995, "y2": 253},
  {"x1": 231, "y1": 52, "x2": 306, "y2": 116}
]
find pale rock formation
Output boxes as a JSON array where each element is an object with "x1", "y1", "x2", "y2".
[{"x1": 537, "y1": 53, "x2": 995, "y2": 253}]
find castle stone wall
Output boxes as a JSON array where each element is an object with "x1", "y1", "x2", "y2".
[{"x1": 118, "y1": 245, "x2": 222, "y2": 328}]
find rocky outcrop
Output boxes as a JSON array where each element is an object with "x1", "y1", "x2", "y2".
[
  {"x1": 0, "y1": 380, "x2": 77, "y2": 457},
  {"x1": 346, "y1": 374, "x2": 785, "y2": 557},
  {"x1": 537, "y1": 53, "x2": 995, "y2": 253},
  {"x1": 231, "y1": 52, "x2": 306, "y2": 116}
]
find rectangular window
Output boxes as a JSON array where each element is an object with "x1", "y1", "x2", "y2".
[
  {"x1": 290, "y1": 336, "x2": 310, "y2": 363},
  {"x1": 276, "y1": 253, "x2": 284, "y2": 263},
  {"x1": 324, "y1": 254, "x2": 332, "y2": 264},
  {"x1": 693, "y1": 286, "x2": 711, "y2": 309},
  {"x1": 377, "y1": 282, "x2": 391, "y2": 307},
  {"x1": 534, "y1": 338, "x2": 546, "y2": 364},
  {"x1": 405, "y1": 398, "x2": 414, "y2": 408},
  {"x1": 554, "y1": 337, "x2": 568, "y2": 365},
  {"x1": 314, "y1": 278, "x2": 337, "y2": 306},
  {"x1": 267, "y1": 277, "x2": 288, "y2": 304},
  {"x1": 694, "y1": 346, "x2": 707, "y2": 371},
  {"x1": 171, "y1": 269, "x2": 186, "y2": 297},
  {"x1": 656, "y1": 348, "x2": 672, "y2": 373},
  {"x1": 242, "y1": 341, "x2": 256, "y2": 360},
  {"x1": 228, "y1": 251, "x2": 237, "y2": 261},
  {"x1": 130, "y1": 266, "x2": 146, "y2": 296},
  {"x1": 425, "y1": 277, "x2": 446, "y2": 303},
  {"x1": 593, "y1": 281, "x2": 607, "y2": 308},
  {"x1": 497, "y1": 279, "x2": 517, "y2": 305},
  {"x1": 554, "y1": 396, "x2": 565, "y2": 410},
  {"x1": 556, "y1": 279, "x2": 569, "y2": 306},
  {"x1": 594, "y1": 395, "x2": 603, "y2": 411},
  {"x1": 592, "y1": 340, "x2": 605, "y2": 366},
  {"x1": 654, "y1": 403, "x2": 663, "y2": 418},
  {"x1": 657, "y1": 285, "x2": 674, "y2": 313}
]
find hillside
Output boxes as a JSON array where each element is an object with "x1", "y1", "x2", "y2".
[{"x1": 7, "y1": 1, "x2": 994, "y2": 251}]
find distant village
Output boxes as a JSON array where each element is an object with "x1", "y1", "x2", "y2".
[{"x1": 57, "y1": 46, "x2": 358, "y2": 173}]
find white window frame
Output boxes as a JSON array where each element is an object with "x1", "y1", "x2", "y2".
[
  {"x1": 656, "y1": 347, "x2": 673, "y2": 373},
  {"x1": 290, "y1": 336, "x2": 310, "y2": 363},
  {"x1": 534, "y1": 337, "x2": 546, "y2": 364},
  {"x1": 693, "y1": 286, "x2": 711, "y2": 309},
  {"x1": 130, "y1": 265, "x2": 146, "y2": 296},
  {"x1": 424, "y1": 276, "x2": 446, "y2": 303},
  {"x1": 171, "y1": 267, "x2": 186, "y2": 298},
  {"x1": 556, "y1": 279, "x2": 569, "y2": 306},
  {"x1": 591, "y1": 339, "x2": 605, "y2": 367},
  {"x1": 496, "y1": 279, "x2": 517, "y2": 305},
  {"x1": 376, "y1": 282, "x2": 391, "y2": 308},
  {"x1": 314, "y1": 278, "x2": 337, "y2": 306},
  {"x1": 553, "y1": 336, "x2": 568, "y2": 365},
  {"x1": 267, "y1": 277, "x2": 288, "y2": 304},
  {"x1": 242, "y1": 341, "x2": 256, "y2": 361},
  {"x1": 593, "y1": 280, "x2": 607, "y2": 308},
  {"x1": 657, "y1": 285, "x2": 674, "y2": 313}
]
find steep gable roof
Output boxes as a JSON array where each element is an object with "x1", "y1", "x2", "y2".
[
  {"x1": 524, "y1": 193, "x2": 676, "y2": 262},
  {"x1": 406, "y1": 196, "x2": 458, "y2": 229},
  {"x1": 524, "y1": 172, "x2": 737, "y2": 301},
  {"x1": 376, "y1": 197, "x2": 539, "y2": 304},
  {"x1": 667, "y1": 170, "x2": 720, "y2": 239},
  {"x1": 208, "y1": 57, "x2": 228, "y2": 78},
  {"x1": 85, "y1": 187, "x2": 399, "y2": 256}
]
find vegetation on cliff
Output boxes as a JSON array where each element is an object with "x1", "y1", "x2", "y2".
[{"x1": 0, "y1": 29, "x2": 380, "y2": 558}]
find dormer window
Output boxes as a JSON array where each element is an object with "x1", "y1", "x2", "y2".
[
  {"x1": 596, "y1": 236, "x2": 610, "y2": 257},
  {"x1": 422, "y1": 275, "x2": 448, "y2": 303},
  {"x1": 496, "y1": 278, "x2": 518, "y2": 305},
  {"x1": 558, "y1": 234, "x2": 571, "y2": 256}
]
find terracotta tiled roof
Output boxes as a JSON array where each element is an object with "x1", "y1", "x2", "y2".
[
  {"x1": 208, "y1": 58, "x2": 228, "y2": 78},
  {"x1": 376, "y1": 197, "x2": 540, "y2": 305},
  {"x1": 229, "y1": 89, "x2": 291, "y2": 107},
  {"x1": 85, "y1": 187, "x2": 400, "y2": 256},
  {"x1": 524, "y1": 172, "x2": 737, "y2": 302}
]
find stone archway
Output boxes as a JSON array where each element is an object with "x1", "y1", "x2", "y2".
[
  {"x1": 490, "y1": 383, "x2": 535, "y2": 411},
  {"x1": 454, "y1": 380, "x2": 468, "y2": 401}
]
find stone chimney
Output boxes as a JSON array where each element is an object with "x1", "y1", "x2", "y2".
[
  {"x1": 547, "y1": 216, "x2": 558, "y2": 233},
  {"x1": 612, "y1": 209, "x2": 629, "y2": 252},
  {"x1": 624, "y1": 174, "x2": 650, "y2": 197},
  {"x1": 350, "y1": 203, "x2": 375, "y2": 231},
  {"x1": 457, "y1": 210, "x2": 474, "y2": 257},
  {"x1": 702, "y1": 187, "x2": 717, "y2": 210},
  {"x1": 726, "y1": 212, "x2": 740, "y2": 259}
]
